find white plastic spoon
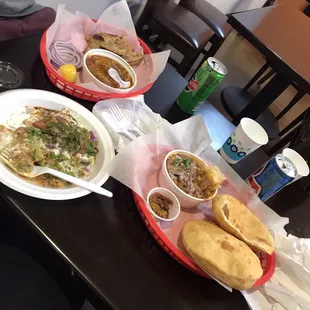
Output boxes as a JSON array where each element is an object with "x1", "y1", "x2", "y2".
[{"x1": 108, "y1": 68, "x2": 130, "y2": 89}]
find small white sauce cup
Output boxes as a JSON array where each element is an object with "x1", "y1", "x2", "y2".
[
  {"x1": 147, "y1": 187, "x2": 180, "y2": 222},
  {"x1": 158, "y1": 150, "x2": 218, "y2": 208},
  {"x1": 82, "y1": 49, "x2": 137, "y2": 93}
]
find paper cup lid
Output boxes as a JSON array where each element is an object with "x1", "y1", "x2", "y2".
[{"x1": 0, "y1": 61, "x2": 24, "y2": 89}]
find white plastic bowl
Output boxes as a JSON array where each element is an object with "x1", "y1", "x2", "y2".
[
  {"x1": 147, "y1": 187, "x2": 180, "y2": 222},
  {"x1": 82, "y1": 49, "x2": 137, "y2": 93},
  {"x1": 158, "y1": 150, "x2": 218, "y2": 208},
  {"x1": 0, "y1": 89, "x2": 115, "y2": 200}
]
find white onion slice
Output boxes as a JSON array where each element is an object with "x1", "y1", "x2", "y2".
[{"x1": 49, "y1": 40, "x2": 83, "y2": 71}]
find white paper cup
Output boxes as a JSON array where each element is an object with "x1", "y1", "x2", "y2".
[
  {"x1": 282, "y1": 148, "x2": 309, "y2": 181},
  {"x1": 219, "y1": 118, "x2": 269, "y2": 164}
]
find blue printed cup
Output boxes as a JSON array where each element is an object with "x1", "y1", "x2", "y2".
[{"x1": 219, "y1": 118, "x2": 268, "y2": 164}]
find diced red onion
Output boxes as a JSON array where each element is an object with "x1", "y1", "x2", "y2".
[
  {"x1": 90, "y1": 131, "x2": 98, "y2": 142},
  {"x1": 84, "y1": 165, "x2": 92, "y2": 172},
  {"x1": 49, "y1": 40, "x2": 83, "y2": 71}
]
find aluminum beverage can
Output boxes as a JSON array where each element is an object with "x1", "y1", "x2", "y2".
[
  {"x1": 177, "y1": 57, "x2": 227, "y2": 114},
  {"x1": 246, "y1": 154, "x2": 297, "y2": 202}
]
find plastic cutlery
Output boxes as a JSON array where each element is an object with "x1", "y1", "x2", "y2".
[
  {"x1": 0, "y1": 150, "x2": 113, "y2": 198},
  {"x1": 109, "y1": 103, "x2": 146, "y2": 136},
  {"x1": 108, "y1": 68, "x2": 131, "y2": 89}
]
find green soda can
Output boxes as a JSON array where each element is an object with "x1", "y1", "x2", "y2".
[{"x1": 177, "y1": 57, "x2": 227, "y2": 114}]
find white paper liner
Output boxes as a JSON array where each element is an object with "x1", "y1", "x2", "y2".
[
  {"x1": 92, "y1": 96, "x2": 171, "y2": 151},
  {"x1": 45, "y1": 1, "x2": 170, "y2": 93},
  {"x1": 242, "y1": 234, "x2": 310, "y2": 310}
]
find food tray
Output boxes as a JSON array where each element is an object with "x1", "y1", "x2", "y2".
[
  {"x1": 132, "y1": 162, "x2": 276, "y2": 288},
  {"x1": 39, "y1": 30, "x2": 153, "y2": 102}
]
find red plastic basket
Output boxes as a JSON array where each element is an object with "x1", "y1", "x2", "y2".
[
  {"x1": 39, "y1": 30, "x2": 154, "y2": 102},
  {"x1": 133, "y1": 192, "x2": 276, "y2": 288}
]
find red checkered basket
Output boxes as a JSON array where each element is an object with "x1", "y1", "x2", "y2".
[
  {"x1": 39, "y1": 30, "x2": 153, "y2": 102},
  {"x1": 133, "y1": 192, "x2": 276, "y2": 288}
]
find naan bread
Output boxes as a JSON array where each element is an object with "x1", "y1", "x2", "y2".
[
  {"x1": 212, "y1": 194, "x2": 274, "y2": 255},
  {"x1": 84, "y1": 33, "x2": 144, "y2": 67},
  {"x1": 182, "y1": 220, "x2": 263, "y2": 290}
]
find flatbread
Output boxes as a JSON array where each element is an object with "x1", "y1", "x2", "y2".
[
  {"x1": 212, "y1": 194, "x2": 275, "y2": 255},
  {"x1": 199, "y1": 166, "x2": 226, "y2": 192},
  {"x1": 84, "y1": 33, "x2": 144, "y2": 67},
  {"x1": 182, "y1": 220, "x2": 263, "y2": 290}
]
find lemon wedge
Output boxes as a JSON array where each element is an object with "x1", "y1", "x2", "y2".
[{"x1": 59, "y1": 64, "x2": 77, "y2": 83}]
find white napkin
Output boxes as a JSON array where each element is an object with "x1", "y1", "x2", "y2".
[
  {"x1": 242, "y1": 232, "x2": 310, "y2": 310},
  {"x1": 92, "y1": 96, "x2": 171, "y2": 151}
]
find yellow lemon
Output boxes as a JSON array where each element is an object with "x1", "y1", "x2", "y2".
[{"x1": 59, "y1": 64, "x2": 77, "y2": 83}]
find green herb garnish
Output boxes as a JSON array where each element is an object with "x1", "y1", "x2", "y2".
[
  {"x1": 173, "y1": 157, "x2": 183, "y2": 165},
  {"x1": 28, "y1": 127, "x2": 41, "y2": 140},
  {"x1": 85, "y1": 142, "x2": 96, "y2": 155},
  {"x1": 184, "y1": 157, "x2": 191, "y2": 169}
]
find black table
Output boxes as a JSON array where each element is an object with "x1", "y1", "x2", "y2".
[
  {"x1": 221, "y1": 5, "x2": 310, "y2": 136},
  {"x1": 0, "y1": 34, "x2": 309, "y2": 310}
]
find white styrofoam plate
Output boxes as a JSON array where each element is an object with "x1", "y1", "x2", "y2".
[{"x1": 0, "y1": 89, "x2": 115, "y2": 200}]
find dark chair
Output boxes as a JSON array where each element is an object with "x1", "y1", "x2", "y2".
[
  {"x1": 135, "y1": 0, "x2": 268, "y2": 77},
  {"x1": 179, "y1": 0, "x2": 231, "y2": 39},
  {"x1": 178, "y1": 0, "x2": 231, "y2": 73},
  {"x1": 136, "y1": 0, "x2": 221, "y2": 76},
  {"x1": 178, "y1": 0, "x2": 271, "y2": 77},
  {"x1": 244, "y1": 61, "x2": 307, "y2": 123},
  {"x1": 267, "y1": 107, "x2": 310, "y2": 155},
  {"x1": 0, "y1": 245, "x2": 71, "y2": 310}
]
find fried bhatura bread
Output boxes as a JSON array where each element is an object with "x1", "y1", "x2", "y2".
[
  {"x1": 199, "y1": 166, "x2": 226, "y2": 192},
  {"x1": 182, "y1": 220, "x2": 263, "y2": 290},
  {"x1": 212, "y1": 194, "x2": 274, "y2": 255},
  {"x1": 84, "y1": 33, "x2": 144, "y2": 67}
]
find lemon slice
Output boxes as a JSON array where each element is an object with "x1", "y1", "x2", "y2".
[{"x1": 59, "y1": 64, "x2": 77, "y2": 83}]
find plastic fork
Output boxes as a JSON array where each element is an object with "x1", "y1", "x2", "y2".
[
  {"x1": 109, "y1": 103, "x2": 146, "y2": 137},
  {"x1": 0, "y1": 149, "x2": 113, "y2": 198}
]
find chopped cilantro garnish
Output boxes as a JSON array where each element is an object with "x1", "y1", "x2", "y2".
[
  {"x1": 184, "y1": 157, "x2": 191, "y2": 169},
  {"x1": 173, "y1": 157, "x2": 183, "y2": 165},
  {"x1": 28, "y1": 127, "x2": 41, "y2": 139}
]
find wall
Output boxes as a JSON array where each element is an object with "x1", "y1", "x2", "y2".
[
  {"x1": 36, "y1": 0, "x2": 117, "y2": 18},
  {"x1": 36, "y1": 0, "x2": 269, "y2": 21},
  {"x1": 206, "y1": 0, "x2": 267, "y2": 14}
]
